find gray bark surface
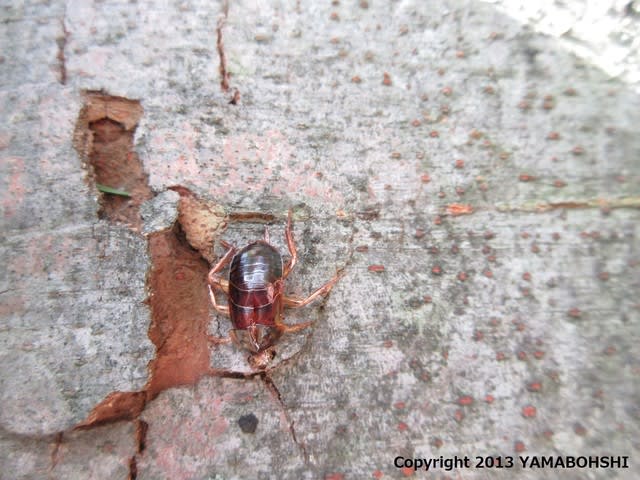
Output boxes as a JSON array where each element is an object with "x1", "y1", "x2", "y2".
[{"x1": 1, "y1": 0, "x2": 638, "y2": 479}]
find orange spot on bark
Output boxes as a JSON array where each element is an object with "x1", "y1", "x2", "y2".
[{"x1": 446, "y1": 204, "x2": 473, "y2": 216}]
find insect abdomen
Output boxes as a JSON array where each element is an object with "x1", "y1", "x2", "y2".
[{"x1": 228, "y1": 242, "x2": 283, "y2": 329}]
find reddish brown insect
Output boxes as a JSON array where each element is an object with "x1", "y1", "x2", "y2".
[{"x1": 207, "y1": 210, "x2": 343, "y2": 369}]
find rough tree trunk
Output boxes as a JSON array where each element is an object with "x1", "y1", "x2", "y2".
[{"x1": 1, "y1": 1, "x2": 639, "y2": 479}]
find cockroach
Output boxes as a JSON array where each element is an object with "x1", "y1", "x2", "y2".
[{"x1": 207, "y1": 210, "x2": 343, "y2": 369}]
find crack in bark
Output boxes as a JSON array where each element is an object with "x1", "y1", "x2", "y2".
[
  {"x1": 216, "y1": 1, "x2": 230, "y2": 92},
  {"x1": 495, "y1": 196, "x2": 640, "y2": 213},
  {"x1": 261, "y1": 373, "x2": 309, "y2": 464},
  {"x1": 216, "y1": 0, "x2": 240, "y2": 103},
  {"x1": 127, "y1": 420, "x2": 146, "y2": 480},
  {"x1": 48, "y1": 432, "x2": 63, "y2": 476},
  {"x1": 56, "y1": 12, "x2": 68, "y2": 85},
  {"x1": 128, "y1": 456, "x2": 137, "y2": 480}
]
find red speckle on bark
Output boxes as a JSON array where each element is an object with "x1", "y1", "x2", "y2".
[
  {"x1": 325, "y1": 474, "x2": 344, "y2": 480},
  {"x1": 382, "y1": 72, "x2": 392, "y2": 86},
  {"x1": 518, "y1": 100, "x2": 531, "y2": 110},
  {"x1": 429, "y1": 130, "x2": 439, "y2": 138},
  {"x1": 533, "y1": 350, "x2": 545, "y2": 359},
  {"x1": 598, "y1": 271, "x2": 610, "y2": 281},
  {"x1": 572, "y1": 145, "x2": 585, "y2": 155},
  {"x1": 574, "y1": 423, "x2": 587, "y2": 436},
  {"x1": 496, "y1": 352, "x2": 506, "y2": 361},
  {"x1": 458, "y1": 395, "x2": 474, "y2": 406},
  {"x1": 483, "y1": 269, "x2": 493, "y2": 278},
  {"x1": 547, "y1": 131, "x2": 560, "y2": 140},
  {"x1": 473, "y1": 330, "x2": 484, "y2": 341},
  {"x1": 518, "y1": 174, "x2": 535, "y2": 182},
  {"x1": 394, "y1": 402, "x2": 405, "y2": 409},
  {"x1": 368, "y1": 264, "x2": 385, "y2": 272},
  {"x1": 455, "y1": 159, "x2": 465, "y2": 169},
  {"x1": 431, "y1": 265, "x2": 442, "y2": 275},
  {"x1": 514, "y1": 441, "x2": 526, "y2": 453},
  {"x1": 454, "y1": 409, "x2": 464, "y2": 422},
  {"x1": 373, "y1": 470, "x2": 384, "y2": 479},
  {"x1": 401, "y1": 466, "x2": 414, "y2": 477},
  {"x1": 383, "y1": 340, "x2": 393, "y2": 348},
  {"x1": 522, "y1": 272, "x2": 531, "y2": 281},
  {"x1": 485, "y1": 394, "x2": 495, "y2": 404},
  {"x1": 420, "y1": 173, "x2": 431, "y2": 183},
  {"x1": 397, "y1": 422, "x2": 409, "y2": 432},
  {"x1": 517, "y1": 351, "x2": 527, "y2": 361},
  {"x1": 457, "y1": 272, "x2": 468, "y2": 281},
  {"x1": 568, "y1": 308, "x2": 582, "y2": 319},
  {"x1": 446, "y1": 204, "x2": 474, "y2": 216},
  {"x1": 522, "y1": 405, "x2": 537, "y2": 418},
  {"x1": 542, "y1": 98, "x2": 555, "y2": 110},
  {"x1": 441, "y1": 86, "x2": 452, "y2": 96},
  {"x1": 553, "y1": 179, "x2": 567, "y2": 188},
  {"x1": 527, "y1": 381, "x2": 542, "y2": 392}
]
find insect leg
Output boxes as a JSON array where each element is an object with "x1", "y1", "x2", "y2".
[
  {"x1": 207, "y1": 334, "x2": 232, "y2": 344},
  {"x1": 278, "y1": 320, "x2": 314, "y2": 334},
  {"x1": 208, "y1": 243, "x2": 236, "y2": 279},
  {"x1": 208, "y1": 285, "x2": 230, "y2": 316},
  {"x1": 283, "y1": 268, "x2": 344, "y2": 308},
  {"x1": 207, "y1": 243, "x2": 236, "y2": 316},
  {"x1": 283, "y1": 209, "x2": 297, "y2": 278},
  {"x1": 208, "y1": 330, "x2": 241, "y2": 346}
]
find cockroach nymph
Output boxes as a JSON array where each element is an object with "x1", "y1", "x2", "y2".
[{"x1": 208, "y1": 210, "x2": 343, "y2": 369}]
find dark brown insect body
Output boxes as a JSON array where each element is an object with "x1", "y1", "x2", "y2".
[{"x1": 208, "y1": 211, "x2": 342, "y2": 369}]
